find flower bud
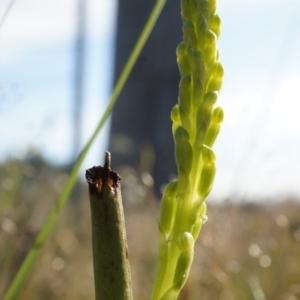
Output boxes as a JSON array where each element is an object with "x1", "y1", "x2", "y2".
[
  {"x1": 190, "y1": 48, "x2": 204, "y2": 75},
  {"x1": 191, "y1": 50, "x2": 205, "y2": 77},
  {"x1": 202, "y1": 145, "x2": 216, "y2": 164},
  {"x1": 159, "y1": 181, "x2": 178, "y2": 237},
  {"x1": 171, "y1": 105, "x2": 181, "y2": 136},
  {"x1": 164, "y1": 180, "x2": 178, "y2": 199},
  {"x1": 204, "y1": 123, "x2": 220, "y2": 147},
  {"x1": 198, "y1": 91, "x2": 218, "y2": 123},
  {"x1": 196, "y1": 1, "x2": 209, "y2": 50},
  {"x1": 191, "y1": 202, "x2": 207, "y2": 239},
  {"x1": 181, "y1": 0, "x2": 197, "y2": 22},
  {"x1": 176, "y1": 42, "x2": 191, "y2": 76},
  {"x1": 203, "y1": 90, "x2": 218, "y2": 108},
  {"x1": 204, "y1": 30, "x2": 217, "y2": 64},
  {"x1": 206, "y1": 70, "x2": 223, "y2": 93},
  {"x1": 195, "y1": 91, "x2": 218, "y2": 145},
  {"x1": 194, "y1": 122, "x2": 207, "y2": 149},
  {"x1": 192, "y1": 216, "x2": 202, "y2": 240},
  {"x1": 183, "y1": 20, "x2": 197, "y2": 49},
  {"x1": 159, "y1": 244, "x2": 194, "y2": 299},
  {"x1": 179, "y1": 75, "x2": 192, "y2": 117},
  {"x1": 207, "y1": 78, "x2": 222, "y2": 93},
  {"x1": 172, "y1": 247, "x2": 194, "y2": 290},
  {"x1": 175, "y1": 140, "x2": 193, "y2": 175},
  {"x1": 204, "y1": 106, "x2": 224, "y2": 147},
  {"x1": 174, "y1": 127, "x2": 192, "y2": 191},
  {"x1": 171, "y1": 104, "x2": 180, "y2": 124},
  {"x1": 210, "y1": 61, "x2": 224, "y2": 80},
  {"x1": 211, "y1": 106, "x2": 224, "y2": 123},
  {"x1": 174, "y1": 126, "x2": 189, "y2": 143},
  {"x1": 178, "y1": 232, "x2": 194, "y2": 251},
  {"x1": 190, "y1": 49, "x2": 205, "y2": 106},
  {"x1": 198, "y1": 146, "x2": 216, "y2": 198},
  {"x1": 205, "y1": 29, "x2": 217, "y2": 49},
  {"x1": 193, "y1": 77, "x2": 205, "y2": 107},
  {"x1": 207, "y1": 0, "x2": 217, "y2": 15},
  {"x1": 210, "y1": 13, "x2": 221, "y2": 38},
  {"x1": 198, "y1": 163, "x2": 216, "y2": 199},
  {"x1": 179, "y1": 107, "x2": 192, "y2": 133}
]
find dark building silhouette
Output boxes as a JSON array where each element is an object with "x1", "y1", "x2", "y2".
[{"x1": 109, "y1": 0, "x2": 182, "y2": 195}]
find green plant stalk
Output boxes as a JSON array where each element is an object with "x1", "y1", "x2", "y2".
[
  {"x1": 86, "y1": 152, "x2": 132, "y2": 300},
  {"x1": 3, "y1": 1, "x2": 166, "y2": 299},
  {"x1": 151, "y1": 0, "x2": 224, "y2": 299}
]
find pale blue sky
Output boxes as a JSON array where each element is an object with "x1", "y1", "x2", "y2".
[{"x1": 0, "y1": 0, "x2": 300, "y2": 200}]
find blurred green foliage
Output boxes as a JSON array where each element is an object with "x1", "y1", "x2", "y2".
[{"x1": 1, "y1": 156, "x2": 300, "y2": 299}]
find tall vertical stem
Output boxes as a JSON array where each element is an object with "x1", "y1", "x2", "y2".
[{"x1": 86, "y1": 152, "x2": 133, "y2": 300}]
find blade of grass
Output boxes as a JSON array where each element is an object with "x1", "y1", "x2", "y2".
[{"x1": 3, "y1": 1, "x2": 166, "y2": 299}]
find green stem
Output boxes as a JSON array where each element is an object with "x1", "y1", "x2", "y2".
[
  {"x1": 151, "y1": 241, "x2": 180, "y2": 300},
  {"x1": 86, "y1": 152, "x2": 132, "y2": 300},
  {"x1": 3, "y1": 1, "x2": 166, "y2": 299}
]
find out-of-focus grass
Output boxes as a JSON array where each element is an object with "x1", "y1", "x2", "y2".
[{"x1": 1, "y1": 155, "x2": 300, "y2": 300}]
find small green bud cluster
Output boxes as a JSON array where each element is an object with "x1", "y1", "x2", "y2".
[{"x1": 152, "y1": 1, "x2": 224, "y2": 299}]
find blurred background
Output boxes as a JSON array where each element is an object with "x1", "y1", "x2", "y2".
[{"x1": 1, "y1": 0, "x2": 300, "y2": 299}]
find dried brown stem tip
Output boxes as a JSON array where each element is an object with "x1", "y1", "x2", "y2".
[
  {"x1": 86, "y1": 151, "x2": 121, "y2": 197},
  {"x1": 85, "y1": 151, "x2": 133, "y2": 300}
]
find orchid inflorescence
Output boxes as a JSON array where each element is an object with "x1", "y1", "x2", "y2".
[{"x1": 151, "y1": 0, "x2": 224, "y2": 299}]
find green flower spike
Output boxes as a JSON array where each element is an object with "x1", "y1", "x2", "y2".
[{"x1": 151, "y1": 0, "x2": 224, "y2": 299}]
